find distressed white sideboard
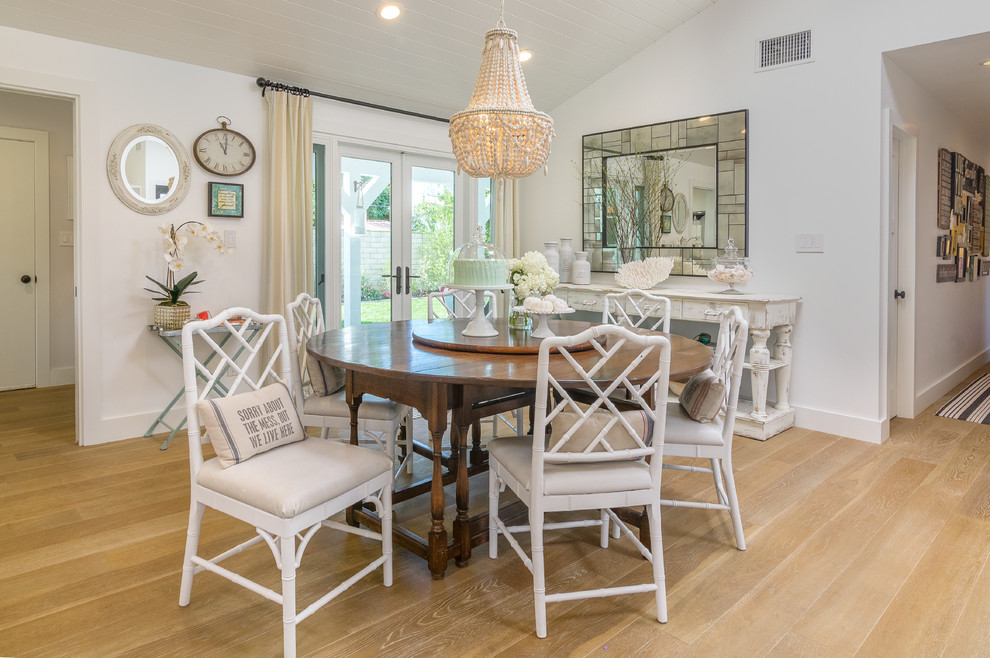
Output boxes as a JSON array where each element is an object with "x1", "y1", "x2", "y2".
[{"x1": 555, "y1": 284, "x2": 801, "y2": 440}]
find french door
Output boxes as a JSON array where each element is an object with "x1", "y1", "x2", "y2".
[{"x1": 335, "y1": 145, "x2": 464, "y2": 325}]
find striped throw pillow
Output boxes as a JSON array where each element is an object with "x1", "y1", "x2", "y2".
[
  {"x1": 679, "y1": 368, "x2": 726, "y2": 423},
  {"x1": 549, "y1": 408, "x2": 654, "y2": 452},
  {"x1": 197, "y1": 382, "x2": 305, "y2": 468},
  {"x1": 306, "y1": 359, "x2": 346, "y2": 396}
]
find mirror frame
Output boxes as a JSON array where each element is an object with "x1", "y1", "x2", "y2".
[
  {"x1": 106, "y1": 124, "x2": 191, "y2": 215},
  {"x1": 582, "y1": 109, "x2": 748, "y2": 276}
]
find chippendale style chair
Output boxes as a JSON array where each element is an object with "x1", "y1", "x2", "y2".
[
  {"x1": 487, "y1": 324, "x2": 672, "y2": 637},
  {"x1": 602, "y1": 289, "x2": 672, "y2": 332},
  {"x1": 662, "y1": 305, "x2": 749, "y2": 550},
  {"x1": 286, "y1": 292, "x2": 413, "y2": 474},
  {"x1": 177, "y1": 307, "x2": 393, "y2": 658}
]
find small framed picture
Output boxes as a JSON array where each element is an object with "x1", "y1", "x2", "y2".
[
  {"x1": 981, "y1": 260, "x2": 990, "y2": 277},
  {"x1": 208, "y1": 182, "x2": 244, "y2": 218},
  {"x1": 661, "y1": 214, "x2": 672, "y2": 234}
]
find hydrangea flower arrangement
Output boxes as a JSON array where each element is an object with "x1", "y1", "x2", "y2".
[{"x1": 508, "y1": 251, "x2": 560, "y2": 302}]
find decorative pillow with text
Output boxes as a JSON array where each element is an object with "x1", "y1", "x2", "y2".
[{"x1": 197, "y1": 382, "x2": 305, "y2": 468}]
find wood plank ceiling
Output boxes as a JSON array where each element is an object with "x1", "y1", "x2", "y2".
[{"x1": 0, "y1": 0, "x2": 719, "y2": 117}]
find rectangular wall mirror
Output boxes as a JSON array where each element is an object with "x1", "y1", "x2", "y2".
[{"x1": 582, "y1": 109, "x2": 748, "y2": 275}]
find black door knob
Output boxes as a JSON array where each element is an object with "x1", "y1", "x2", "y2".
[
  {"x1": 20, "y1": 275, "x2": 32, "y2": 284},
  {"x1": 894, "y1": 289, "x2": 905, "y2": 299}
]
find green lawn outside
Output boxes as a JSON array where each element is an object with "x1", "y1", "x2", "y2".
[{"x1": 343, "y1": 297, "x2": 431, "y2": 323}]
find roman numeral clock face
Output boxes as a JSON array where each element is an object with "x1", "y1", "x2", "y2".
[{"x1": 194, "y1": 127, "x2": 256, "y2": 176}]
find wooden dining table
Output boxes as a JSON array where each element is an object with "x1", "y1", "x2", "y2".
[{"x1": 307, "y1": 318, "x2": 713, "y2": 579}]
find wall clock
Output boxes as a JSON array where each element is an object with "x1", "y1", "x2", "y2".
[{"x1": 193, "y1": 116, "x2": 256, "y2": 176}]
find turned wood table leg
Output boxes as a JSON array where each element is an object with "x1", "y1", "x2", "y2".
[
  {"x1": 428, "y1": 425, "x2": 448, "y2": 579},
  {"x1": 470, "y1": 420, "x2": 484, "y2": 466},
  {"x1": 453, "y1": 421, "x2": 472, "y2": 567}
]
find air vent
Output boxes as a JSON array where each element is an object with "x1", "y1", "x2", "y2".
[{"x1": 757, "y1": 30, "x2": 813, "y2": 71}]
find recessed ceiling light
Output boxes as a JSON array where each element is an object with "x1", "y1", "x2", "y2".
[
  {"x1": 378, "y1": 4, "x2": 400, "y2": 20},
  {"x1": 983, "y1": 59, "x2": 990, "y2": 67},
  {"x1": 699, "y1": 116, "x2": 711, "y2": 121},
  {"x1": 518, "y1": 50, "x2": 533, "y2": 63}
]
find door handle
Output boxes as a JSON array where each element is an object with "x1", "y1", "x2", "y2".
[
  {"x1": 405, "y1": 266, "x2": 419, "y2": 295},
  {"x1": 380, "y1": 265, "x2": 402, "y2": 295},
  {"x1": 894, "y1": 289, "x2": 905, "y2": 299},
  {"x1": 20, "y1": 274, "x2": 32, "y2": 284}
]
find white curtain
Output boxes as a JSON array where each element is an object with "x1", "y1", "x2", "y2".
[
  {"x1": 264, "y1": 90, "x2": 313, "y2": 317},
  {"x1": 492, "y1": 178, "x2": 520, "y2": 258}
]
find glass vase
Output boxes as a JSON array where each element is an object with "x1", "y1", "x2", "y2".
[{"x1": 509, "y1": 297, "x2": 532, "y2": 332}]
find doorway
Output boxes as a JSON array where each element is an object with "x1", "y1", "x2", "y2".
[
  {"x1": 333, "y1": 145, "x2": 463, "y2": 326},
  {"x1": 0, "y1": 126, "x2": 50, "y2": 391},
  {"x1": 884, "y1": 111, "x2": 917, "y2": 422}
]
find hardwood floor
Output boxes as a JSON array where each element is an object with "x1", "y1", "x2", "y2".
[{"x1": 2, "y1": 380, "x2": 990, "y2": 656}]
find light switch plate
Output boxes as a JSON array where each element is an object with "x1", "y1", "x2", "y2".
[
  {"x1": 796, "y1": 233, "x2": 824, "y2": 253},
  {"x1": 59, "y1": 230, "x2": 73, "y2": 246},
  {"x1": 224, "y1": 229, "x2": 236, "y2": 249}
]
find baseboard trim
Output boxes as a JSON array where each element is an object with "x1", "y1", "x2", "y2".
[
  {"x1": 89, "y1": 410, "x2": 183, "y2": 446},
  {"x1": 792, "y1": 405, "x2": 886, "y2": 444},
  {"x1": 915, "y1": 350, "x2": 990, "y2": 414},
  {"x1": 49, "y1": 367, "x2": 74, "y2": 387}
]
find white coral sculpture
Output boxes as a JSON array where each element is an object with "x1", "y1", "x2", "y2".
[{"x1": 614, "y1": 256, "x2": 675, "y2": 289}]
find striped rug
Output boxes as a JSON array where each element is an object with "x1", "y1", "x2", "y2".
[{"x1": 936, "y1": 374, "x2": 990, "y2": 424}]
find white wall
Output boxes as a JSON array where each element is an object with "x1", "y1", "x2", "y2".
[
  {"x1": 0, "y1": 26, "x2": 266, "y2": 444},
  {"x1": 0, "y1": 90, "x2": 75, "y2": 384},
  {"x1": 519, "y1": 0, "x2": 990, "y2": 442},
  {"x1": 882, "y1": 57, "x2": 990, "y2": 411}
]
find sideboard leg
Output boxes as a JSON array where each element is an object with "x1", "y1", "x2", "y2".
[
  {"x1": 749, "y1": 329, "x2": 771, "y2": 421},
  {"x1": 772, "y1": 324, "x2": 793, "y2": 410}
]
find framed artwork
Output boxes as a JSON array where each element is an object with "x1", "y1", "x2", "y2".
[
  {"x1": 937, "y1": 263, "x2": 956, "y2": 283},
  {"x1": 981, "y1": 260, "x2": 990, "y2": 277},
  {"x1": 208, "y1": 182, "x2": 244, "y2": 218},
  {"x1": 661, "y1": 214, "x2": 672, "y2": 234}
]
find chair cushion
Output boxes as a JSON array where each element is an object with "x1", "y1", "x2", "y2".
[
  {"x1": 197, "y1": 437, "x2": 393, "y2": 518},
  {"x1": 303, "y1": 390, "x2": 406, "y2": 421},
  {"x1": 197, "y1": 382, "x2": 306, "y2": 468},
  {"x1": 664, "y1": 402, "x2": 725, "y2": 447},
  {"x1": 679, "y1": 368, "x2": 726, "y2": 423},
  {"x1": 549, "y1": 409, "x2": 654, "y2": 451},
  {"x1": 488, "y1": 436, "x2": 653, "y2": 496},
  {"x1": 307, "y1": 359, "x2": 346, "y2": 396}
]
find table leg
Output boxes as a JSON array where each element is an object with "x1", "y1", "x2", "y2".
[
  {"x1": 347, "y1": 393, "x2": 363, "y2": 446},
  {"x1": 453, "y1": 420, "x2": 472, "y2": 567},
  {"x1": 772, "y1": 324, "x2": 793, "y2": 410},
  {"x1": 749, "y1": 328, "x2": 771, "y2": 421},
  {"x1": 428, "y1": 423, "x2": 449, "y2": 579}
]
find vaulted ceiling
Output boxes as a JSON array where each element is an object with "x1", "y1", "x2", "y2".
[{"x1": 0, "y1": 0, "x2": 720, "y2": 118}]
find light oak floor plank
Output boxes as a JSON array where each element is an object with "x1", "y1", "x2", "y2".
[{"x1": 3, "y1": 379, "x2": 990, "y2": 656}]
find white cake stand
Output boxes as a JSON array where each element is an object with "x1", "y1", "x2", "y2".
[
  {"x1": 446, "y1": 283, "x2": 514, "y2": 337},
  {"x1": 513, "y1": 306, "x2": 576, "y2": 339}
]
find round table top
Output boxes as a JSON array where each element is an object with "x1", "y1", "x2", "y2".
[
  {"x1": 308, "y1": 319, "x2": 712, "y2": 388},
  {"x1": 412, "y1": 319, "x2": 597, "y2": 354}
]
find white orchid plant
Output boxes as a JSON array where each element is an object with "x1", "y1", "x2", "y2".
[
  {"x1": 145, "y1": 221, "x2": 228, "y2": 307},
  {"x1": 508, "y1": 251, "x2": 560, "y2": 303}
]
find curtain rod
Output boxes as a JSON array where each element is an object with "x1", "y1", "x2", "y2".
[{"x1": 255, "y1": 77, "x2": 449, "y2": 124}]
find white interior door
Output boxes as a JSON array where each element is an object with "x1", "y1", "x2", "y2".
[{"x1": 0, "y1": 127, "x2": 49, "y2": 391}]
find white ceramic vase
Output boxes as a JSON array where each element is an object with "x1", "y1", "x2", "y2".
[
  {"x1": 543, "y1": 241, "x2": 560, "y2": 275},
  {"x1": 572, "y1": 251, "x2": 591, "y2": 284},
  {"x1": 558, "y1": 237, "x2": 574, "y2": 283}
]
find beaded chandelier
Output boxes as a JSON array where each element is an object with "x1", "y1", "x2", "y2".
[{"x1": 449, "y1": 2, "x2": 554, "y2": 180}]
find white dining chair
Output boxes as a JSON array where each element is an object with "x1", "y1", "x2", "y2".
[
  {"x1": 662, "y1": 305, "x2": 749, "y2": 550},
  {"x1": 427, "y1": 288, "x2": 525, "y2": 443},
  {"x1": 602, "y1": 289, "x2": 672, "y2": 332},
  {"x1": 488, "y1": 324, "x2": 672, "y2": 638},
  {"x1": 286, "y1": 292, "x2": 413, "y2": 475},
  {"x1": 177, "y1": 307, "x2": 393, "y2": 658}
]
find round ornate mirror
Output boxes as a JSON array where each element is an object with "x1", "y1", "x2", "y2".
[
  {"x1": 672, "y1": 193, "x2": 688, "y2": 234},
  {"x1": 106, "y1": 124, "x2": 191, "y2": 215}
]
